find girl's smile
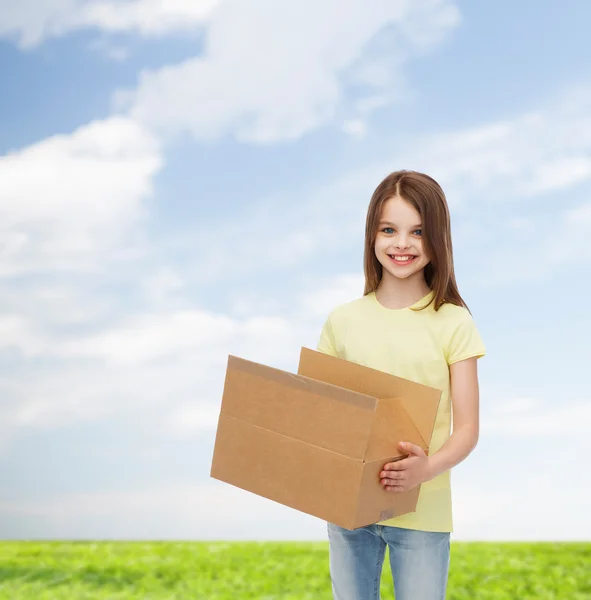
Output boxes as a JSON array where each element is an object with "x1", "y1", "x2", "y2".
[{"x1": 388, "y1": 254, "x2": 418, "y2": 265}]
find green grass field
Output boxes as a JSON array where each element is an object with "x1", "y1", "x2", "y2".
[{"x1": 1, "y1": 541, "x2": 589, "y2": 599}]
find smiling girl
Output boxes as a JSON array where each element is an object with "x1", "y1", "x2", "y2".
[{"x1": 317, "y1": 170, "x2": 486, "y2": 600}]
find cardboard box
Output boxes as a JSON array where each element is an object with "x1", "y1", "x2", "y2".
[{"x1": 210, "y1": 347, "x2": 442, "y2": 530}]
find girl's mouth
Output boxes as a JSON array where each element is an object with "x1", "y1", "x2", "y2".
[{"x1": 388, "y1": 255, "x2": 417, "y2": 265}]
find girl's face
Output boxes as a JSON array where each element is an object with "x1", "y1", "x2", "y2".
[{"x1": 374, "y1": 196, "x2": 430, "y2": 280}]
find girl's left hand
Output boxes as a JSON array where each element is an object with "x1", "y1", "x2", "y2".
[{"x1": 380, "y1": 441, "x2": 433, "y2": 492}]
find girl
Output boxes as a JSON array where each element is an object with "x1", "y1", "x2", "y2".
[{"x1": 317, "y1": 170, "x2": 486, "y2": 600}]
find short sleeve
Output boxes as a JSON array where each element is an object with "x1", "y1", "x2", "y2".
[
  {"x1": 445, "y1": 313, "x2": 486, "y2": 365},
  {"x1": 316, "y1": 313, "x2": 339, "y2": 358}
]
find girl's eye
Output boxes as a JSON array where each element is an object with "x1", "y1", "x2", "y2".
[{"x1": 380, "y1": 228, "x2": 422, "y2": 236}]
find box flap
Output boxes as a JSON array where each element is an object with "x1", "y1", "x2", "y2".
[
  {"x1": 298, "y1": 348, "x2": 442, "y2": 450},
  {"x1": 220, "y1": 354, "x2": 380, "y2": 460}
]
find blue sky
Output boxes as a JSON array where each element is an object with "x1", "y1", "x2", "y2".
[{"x1": 1, "y1": 0, "x2": 590, "y2": 541}]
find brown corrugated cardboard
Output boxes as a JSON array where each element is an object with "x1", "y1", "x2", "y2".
[{"x1": 210, "y1": 347, "x2": 442, "y2": 530}]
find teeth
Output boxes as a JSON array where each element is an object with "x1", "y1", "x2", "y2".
[{"x1": 390, "y1": 255, "x2": 415, "y2": 261}]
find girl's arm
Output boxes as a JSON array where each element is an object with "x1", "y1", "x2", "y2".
[
  {"x1": 427, "y1": 356, "x2": 480, "y2": 478},
  {"x1": 380, "y1": 356, "x2": 481, "y2": 491}
]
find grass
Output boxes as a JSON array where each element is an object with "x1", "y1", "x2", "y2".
[{"x1": 0, "y1": 541, "x2": 589, "y2": 599}]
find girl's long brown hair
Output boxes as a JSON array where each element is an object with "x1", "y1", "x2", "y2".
[{"x1": 363, "y1": 170, "x2": 470, "y2": 313}]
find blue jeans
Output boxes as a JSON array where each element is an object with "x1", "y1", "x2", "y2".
[{"x1": 327, "y1": 522, "x2": 450, "y2": 600}]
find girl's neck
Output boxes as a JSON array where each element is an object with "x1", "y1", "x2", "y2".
[{"x1": 375, "y1": 278, "x2": 431, "y2": 310}]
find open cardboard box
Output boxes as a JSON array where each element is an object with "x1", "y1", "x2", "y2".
[{"x1": 210, "y1": 347, "x2": 442, "y2": 530}]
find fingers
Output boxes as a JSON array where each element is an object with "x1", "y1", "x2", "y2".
[
  {"x1": 400, "y1": 441, "x2": 425, "y2": 456},
  {"x1": 384, "y1": 484, "x2": 405, "y2": 492},
  {"x1": 383, "y1": 459, "x2": 409, "y2": 471},
  {"x1": 380, "y1": 471, "x2": 405, "y2": 493},
  {"x1": 380, "y1": 465, "x2": 407, "y2": 492},
  {"x1": 380, "y1": 455, "x2": 413, "y2": 491},
  {"x1": 384, "y1": 453, "x2": 412, "y2": 470}
]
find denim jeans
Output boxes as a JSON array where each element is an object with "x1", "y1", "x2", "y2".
[{"x1": 327, "y1": 521, "x2": 450, "y2": 600}]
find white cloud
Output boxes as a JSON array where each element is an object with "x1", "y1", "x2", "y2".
[
  {"x1": 140, "y1": 267, "x2": 186, "y2": 307},
  {"x1": 0, "y1": 297, "x2": 317, "y2": 449},
  {"x1": 164, "y1": 164, "x2": 379, "y2": 287},
  {"x1": 0, "y1": 482, "x2": 329, "y2": 540},
  {"x1": 58, "y1": 310, "x2": 233, "y2": 364},
  {"x1": 0, "y1": 350, "x2": 229, "y2": 455},
  {"x1": 52, "y1": 309, "x2": 306, "y2": 365},
  {"x1": 453, "y1": 391, "x2": 591, "y2": 540},
  {"x1": 488, "y1": 396, "x2": 538, "y2": 415},
  {"x1": 164, "y1": 403, "x2": 221, "y2": 437},
  {"x1": 0, "y1": 315, "x2": 46, "y2": 357},
  {"x1": 342, "y1": 119, "x2": 368, "y2": 138},
  {"x1": 482, "y1": 396, "x2": 591, "y2": 437},
  {"x1": 57, "y1": 309, "x2": 297, "y2": 364},
  {"x1": 9, "y1": 357, "x2": 220, "y2": 430},
  {"x1": 2, "y1": 461, "x2": 590, "y2": 540},
  {"x1": 117, "y1": 0, "x2": 460, "y2": 143},
  {"x1": 453, "y1": 480, "x2": 591, "y2": 541},
  {"x1": 521, "y1": 156, "x2": 591, "y2": 196},
  {"x1": 298, "y1": 273, "x2": 365, "y2": 317},
  {"x1": 0, "y1": 116, "x2": 162, "y2": 276},
  {"x1": 411, "y1": 87, "x2": 591, "y2": 204},
  {"x1": 0, "y1": 0, "x2": 220, "y2": 48},
  {"x1": 153, "y1": 84, "x2": 591, "y2": 293},
  {"x1": 506, "y1": 216, "x2": 534, "y2": 232},
  {"x1": 564, "y1": 201, "x2": 591, "y2": 225},
  {"x1": 473, "y1": 198, "x2": 591, "y2": 287},
  {"x1": 0, "y1": 268, "x2": 365, "y2": 456},
  {"x1": 0, "y1": 281, "x2": 114, "y2": 336},
  {"x1": 79, "y1": 0, "x2": 220, "y2": 35}
]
